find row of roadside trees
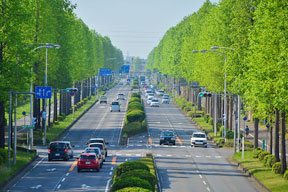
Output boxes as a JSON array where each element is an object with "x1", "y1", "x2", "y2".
[
  {"x1": 146, "y1": 0, "x2": 288, "y2": 174},
  {"x1": 0, "y1": 0, "x2": 124, "y2": 148}
]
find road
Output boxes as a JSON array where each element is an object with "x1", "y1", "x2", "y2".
[{"x1": 4, "y1": 83, "x2": 262, "y2": 192}]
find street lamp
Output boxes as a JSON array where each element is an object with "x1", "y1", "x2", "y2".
[
  {"x1": 193, "y1": 49, "x2": 227, "y2": 138},
  {"x1": 33, "y1": 43, "x2": 60, "y2": 145}
]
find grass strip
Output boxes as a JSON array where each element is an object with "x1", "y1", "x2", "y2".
[
  {"x1": 233, "y1": 151, "x2": 288, "y2": 192},
  {"x1": 0, "y1": 150, "x2": 36, "y2": 186}
]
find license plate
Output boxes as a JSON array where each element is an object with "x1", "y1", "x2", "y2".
[
  {"x1": 195, "y1": 142, "x2": 203, "y2": 145},
  {"x1": 55, "y1": 154, "x2": 60, "y2": 156},
  {"x1": 86, "y1": 162, "x2": 91, "y2": 164}
]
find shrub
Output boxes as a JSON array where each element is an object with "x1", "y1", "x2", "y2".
[
  {"x1": 283, "y1": 170, "x2": 288, "y2": 180},
  {"x1": 0, "y1": 155, "x2": 4, "y2": 165},
  {"x1": 116, "y1": 187, "x2": 151, "y2": 192},
  {"x1": 141, "y1": 119, "x2": 147, "y2": 130},
  {"x1": 129, "y1": 97, "x2": 141, "y2": 104},
  {"x1": 122, "y1": 121, "x2": 143, "y2": 137},
  {"x1": 117, "y1": 169, "x2": 156, "y2": 190},
  {"x1": 226, "y1": 130, "x2": 234, "y2": 139},
  {"x1": 208, "y1": 117, "x2": 214, "y2": 126},
  {"x1": 204, "y1": 113, "x2": 210, "y2": 123},
  {"x1": 272, "y1": 162, "x2": 281, "y2": 174},
  {"x1": 126, "y1": 110, "x2": 145, "y2": 123},
  {"x1": 131, "y1": 92, "x2": 141, "y2": 99},
  {"x1": 258, "y1": 151, "x2": 270, "y2": 161},
  {"x1": 252, "y1": 147, "x2": 262, "y2": 158},
  {"x1": 0, "y1": 148, "x2": 8, "y2": 162},
  {"x1": 114, "y1": 161, "x2": 150, "y2": 178},
  {"x1": 264, "y1": 154, "x2": 275, "y2": 168},
  {"x1": 127, "y1": 103, "x2": 144, "y2": 112},
  {"x1": 187, "y1": 111, "x2": 194, "y2": 118},
  {"x1": 111, "y1": 177, "x2": 152, "y2": 192}
]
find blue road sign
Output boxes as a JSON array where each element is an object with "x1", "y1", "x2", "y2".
[
  {"x1": 22, "y1": 111, "x2": 26, "y2": 116},
  {"x1": 243, "y1": 116, "x2": 247, "y2": 121},
  {"x1": 120, "y1": 65, "x2": 130, "y2": 73},
  {"x1": 99, "y1": 68, "x2": 112, "y2": 76},
  {"x1": 35, "y1": 86, "x2": 52, "y2": 99},
  {"x1": 92, "y1": 85, "x2": 97, "y2": 89}
]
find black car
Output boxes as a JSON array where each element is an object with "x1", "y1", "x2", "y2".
[
  {"x1": 160, "y1": 130, "x2": 176, "y2": 145},
  {"x1": 48, "y1": 141, "x2": 70, "y2": 161}
]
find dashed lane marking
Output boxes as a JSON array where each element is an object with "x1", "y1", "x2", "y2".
[{"x1": 176, "y1": 136, "x2": 183, "y2": 145}]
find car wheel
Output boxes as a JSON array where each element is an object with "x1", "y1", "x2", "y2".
[
  {"x1": 77, "y1": 168, "x2": 80, "y2": 172},
  {"x1": 204, "y1": 145, "x2": 208, "y2": 148},
  {"x1": 96, "y1": 168, "x2": 100, "y2": 172},
  {"x1": 173, "y1": 142, "x2": 176, "y2": 145},
  {"x1": 48, "y1": 158, "x2": 52, "y2": 161},
  {"x1": 105, "y1": 152, "x2": 107, "y2": 157},
  {"x1": 100, "y1": 163, "x2": 102, "y2": 168},
  {"x1": 65, "y1": 157, "x2": 69, "y2": 161},
  {"x1": 119, "y1": 110, "x2": 120, "y2": 112},
  {"x1": 159, "y1": 142, "x2": 162, "y2": 145},
  {"x1": 70, "y1": 155, "x2": 73, "y2": 159}
]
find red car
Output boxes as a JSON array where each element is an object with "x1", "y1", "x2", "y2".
[{"x1": 77, "y1": 153, "x2": 100, "y2": 172}]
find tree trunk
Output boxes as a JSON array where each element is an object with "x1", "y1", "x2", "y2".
[
  {"x1": 254, "y1": 118, "x2": 259, "y2": 149},
  {"x1": 281, "y1": 111, "x2": 286, "y2": 174},
  {"x1": 269, "y1": 122, "x2": 273, "y2": 154},
  {"x1": 274, "y1": 108, "x2": 280, "y2": 162},
  {"x1": 53, "y1": 91, "x2": 57, "y2": 123},
  {"x1": 0, "y1": 101, "x2": 5, "y2": 148},
  {"x1": 48, "y1": 98, "x2": 51, "y2": 128},
  {"x1": 229, "y1": 96, "x2": 233, "y2": 131}
]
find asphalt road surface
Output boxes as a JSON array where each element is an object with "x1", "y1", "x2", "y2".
[{"x1": 4, "y1": 84, "x2": 262, "y2": 192}]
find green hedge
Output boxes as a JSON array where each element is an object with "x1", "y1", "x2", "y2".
[
  {"x1": 117, "y1": 169, "x2": 156, "y2": 191},
  {"x1": 263, "y1": 154, "x2": 275, "y2": 168},
  {"x1": 122, "y1": 121, "x2": 147, "y2": 137},
  {"x1": 272, "y1": 162, "x2": 282, "y2": 174},
  {"x1": 114, "y1": 161, "x2": 150, "y2": 178},
  {"x1": 131, "y1": 92, "x2": 141, "y2": 99},
  {"x1": 127, "y1": 102, "x2": 144, "y2": 112},
  {"x1": 112, "y1": 177, "x2": 152, "y2": 192},
  {"x1": 116, "y1": 187, "x2": 151, "y2": 192},
  {"x1": 129, "y1": 97, "x2": 141, "y2": 104},
  {"x1": 126, "y1": 110, "x2": 145, "y2": 123}
]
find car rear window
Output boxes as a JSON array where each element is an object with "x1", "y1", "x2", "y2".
[
  {"x1": 81, "y1": 155, "x2": 96, "y2": 159},
  {"x1": 90, "y1": 139, "x2": 103, "y2": 144},
  {"x1": 89, "y1": 144, "x2": 103, "y2": 149},
  {"x1": 85, "y1": 149, "x2": 100, "y2": 154},
  {"x1": 162, "y1": 132, "x2": 174, "y2": 136},
  {"x1": 112, "y1": 102, "x2": 119, "y2": 105},
  {"x1": 50, "y1": 143, "x2": 66, "y2": 150}
]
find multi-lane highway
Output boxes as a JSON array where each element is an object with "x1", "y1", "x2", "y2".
[{"x1": 4, "y1": 82, "x2": 263, "y2": 192}]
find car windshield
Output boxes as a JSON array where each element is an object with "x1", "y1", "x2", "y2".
[
  {"x1": 81, "y1": 155, "x2": 96, "y2": 159},
  {"x1": 152, "y1": 100, "x2": 158, "y2": 102},
  {"x1": 148, "y1": 97, "x2": 153, "y2": 100},
  {"x1": 162, "y1": 132, "x2": 174, "y2": 136},
  {"x1": 193, "y1": 134, "x2": 206, "y2": 138},
  {"x1": 163, "y1": 96, "x2": 169, "y2": 99}
]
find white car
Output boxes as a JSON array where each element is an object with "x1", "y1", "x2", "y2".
[
  {"x1": 147, "y1": 96, "x2": 154, "y2": 105},
  {"x1": 191, "y1": 132, "x2": 207, "y2": 148},
  {"x1": 161, "y1": 96, "x2": 170, "y2": 104},
  {"x1": 145, "y1": 90, "x2": 153, "y2": 97},
  {"x1": 156, "y1": 90, "x2": 164, "y2": 96},
  {"x1": 110, "y1": 101, "x2": 121, "y2": 112},
  {"x1": 117, "y1": 93, "x2": 125, "y2": 100},
  {"x1": 150, "y1": 99, "x2": 160, "y2": 107}
]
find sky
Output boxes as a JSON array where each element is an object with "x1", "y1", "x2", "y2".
[{"x1": 70, "y1": 0, "x2": 219, "y2": 59}]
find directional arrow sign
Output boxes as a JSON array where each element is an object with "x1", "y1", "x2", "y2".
[
  {"x1": 35, "y1": 86, "x2": 52, "y2": 99},
  {"x1": 81, "y1": 184, "x2": 90, "y2": 188},
  {"x1": 31, "y1": 185, "x2": 42, "y2": 189},
  {"x1": 46, "y1": 168, "x2": 56, "y2": 172}
]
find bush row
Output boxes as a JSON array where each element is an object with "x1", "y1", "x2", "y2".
[
  {"x1": 253, "y1": 148, "x2": 288, "y2": 178},
  {"x1": 122, "y1": 92, "x2": 147, "y2": 137},
  {"x1": 112, "y1": 159, "x2": 156, "y2": 192}
]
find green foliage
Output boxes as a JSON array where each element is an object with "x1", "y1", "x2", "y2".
[
  {"x1": 127, "y1": 102, "x2": 144, "y2": 113},
  {"x1": 116, "y1": 187, "x2": 152, "y2": 192},
  {"x1": 272, "y1": 162, "x2": 282, "y2": 174},
  {"x1": 252, "y1": 148, "x2": 263, "y2": 158},
  {"x1": 122, "y1": 121, "x2": 144, "y2": 137},
  {"x1": 283, "y1": 170, "x2": 288, "y2": 180},
  {"x1": 117, "y1": 169, "x2": 156, "y2": 191},
  {"x1": 126, "y1": 110, "x2": 145, "y2": 123},
  {"x1": 0, "y1": 149, "x2": 8, "y2": 163},
  {"x1": 114, "y1": 161, "x2": 150, "y2": 178},
  {"x1": 258, "y1": 151, "x2": 270, "y2": 161},
  {"x1": 204, "y1": 113, "x2": 210, "y2": 123},
  {"x1": 111, "y1": 177, "x2": 152, "y2": 192},
  {"x1": 264, "y1": 154, "x2": 275, "y2": 168},
  {"x1": 208, "y1": 117, "x2": 213, "y2": 126},
  {"x1": 131, "y1": 92, "x2": 141, "y2": 99},
  {"x1": 129, "y1": 97, "x2": 141, "y2": 104}
]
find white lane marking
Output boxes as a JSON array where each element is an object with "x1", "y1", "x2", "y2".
[
  {"x1": 137, "y1": 144, "x2": 142, "y2": 147},
  {"x1": 105, "y1": 179, "x2": 112, "y2": 192},
  {"x1": 128, "y1": 144, "x2": 134, "y2": 147},
  {"x1": 109, "y1": 172, "x2": 112, "y2": 175},
  {"x1": 136, "y1": 154, "x2": 141, "y2": 157},
  {"x1": 110, "y1": 145, "x2": 116, "y2": 147},
  {"x1": 196, "y1": 170, "x2": 199, "y2": 173},
  {"x1": 57, "y1": 184, "x2": 61, "y2": 189},
  {"x1": 30, "y1": 185, "x2": 42, "y2": 189},
  {"x1": 111, "y1": 167, "x2": 114, "y2": 171},
  {"x1": 125, "y1": 159, "x2": 128, "y2": 161},
  {"x1": 180, "y1": 146, "x2": 186, "y2": 148},
  {"x1": 66, "y1": 173, "x2": 69, "y2": 176},
  {"x1": 126, "y1": 154, "x2": 132, "y2": 156},
  {"x1": 199, "y1": 175, "x2": 203, "y2": 179},
  {"x1": 32, "y1": 157, "x2": 45, "y2": 169},
  {"x1": 166, "y1": 155, "x2": 172, "y2": 157},
  {"x1": 156, "y1": 154, "x2": 162, "y2": 157},
  {"x1": 46, "y1": 168, "x2": 56, "y2": 172},
  {"x1": 215, "y1": 156, "x2": 222, "y2": 158},
  {"x1": 203, "y1": 181, "x2": 207, "y2": 185},
  {"x1": 185, "y1": 155, "x2": 191, "y2": 157},
  {"x1": 205, "y1": 156, "x2": 211, "y2": 158},
  {"x1": 116, "y1": 153, "x2": 122, "y2": 156},
  {"x1": 195, "y1": 155, "x2": 202, "y2": 158},
  {"x1": 207, "y1": 187, "x2": 211, "y2": 192},
  {"x1": 62, "y1": 178, "x2": 65, "y2": 182}
]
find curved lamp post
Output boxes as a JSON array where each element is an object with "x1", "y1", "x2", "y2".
[{"x1": 33, "y1": 43, "x2": 60, "y2": 145}]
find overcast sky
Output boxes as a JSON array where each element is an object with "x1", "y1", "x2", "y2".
[{"x1": 70, "y1": 0, "x2": 219, "y2": 59}]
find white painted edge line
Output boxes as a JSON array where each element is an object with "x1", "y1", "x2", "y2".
[
  {"x1": 57, "y1": 184, "x2": 61, "y2": 190},
  {"x1": 32, "y1": 157, "x2": 45, "y2": 169},
  {"x1": 66, "y1": 173, "x2": 69, "y2": 176},
  {"x1": 109, "y1": 172, "x2": 112, "y2": 175},
  {"x1": 207, "y1": 187, "x2": 211, "y2": 192},
  {"x1": 105, "y1": 179, "x2": 112, "y2": 192},
  {"x1": 203, "y1": 181, "x2": 207, "y2": 185},
  {"x1": 61, "y1": 178, "x2": 65, "y2": 182},
  {"x1": 199, "y1": 175, "x2": 203, "y2": 179}
]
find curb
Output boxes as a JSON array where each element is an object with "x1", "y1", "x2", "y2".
[
  {"x1": 231, "y1": 158, "x2": 271, "y2": 192},
  {"x1": 0, "y1": 154, "x2": 39, "y2": 190}
]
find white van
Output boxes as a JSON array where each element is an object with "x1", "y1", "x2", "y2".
[{"x1": 110, "y1": 101, "x2": 121, "y2": 112}]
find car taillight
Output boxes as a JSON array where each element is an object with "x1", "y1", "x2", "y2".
[
  {"x1": 99, "y1": 154, "x2": 102, "y2": 158},
  {"x1": 78, "y1": 158, "x2": 80, "y2": 162},
  {"x1": 64, "y1": 149, "x2": 67, "y2": 152},
  {"x1": 48, "y1": 149, "x2": 51, "y2": 153}
]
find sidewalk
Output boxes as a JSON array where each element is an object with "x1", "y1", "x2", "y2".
[{"x1": 239, "y1": 118, "x2": 288, "y2": 157}]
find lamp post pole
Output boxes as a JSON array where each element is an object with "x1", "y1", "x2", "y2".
[{"x1": 33, "y1": 44, "x2": 60, "y2": 145}]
